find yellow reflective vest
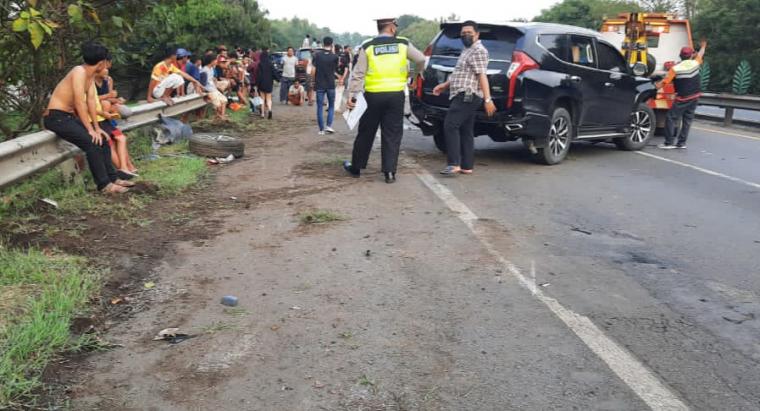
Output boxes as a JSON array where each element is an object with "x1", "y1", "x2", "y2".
[{"x1": 363, "y1": 36, "x2": 409, "y2": 93}]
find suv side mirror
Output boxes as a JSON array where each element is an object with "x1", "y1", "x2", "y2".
[{"x1": 632, "y1": 62, "x2": 647, "y2": 77}]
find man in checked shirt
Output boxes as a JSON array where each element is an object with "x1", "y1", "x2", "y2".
[{"x1": 433, "y1": 20, "x2": 496, "y2": 176}]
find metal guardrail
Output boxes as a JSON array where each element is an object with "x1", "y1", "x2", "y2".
[
  {"x1": 0, "y1": 94, "x2": 207, "y2": 190},
  {"x1": 698, "y1": 93, "x2": 760, "y2": 127}
]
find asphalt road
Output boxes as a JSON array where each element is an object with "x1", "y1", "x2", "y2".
[
  {"x1": 403, "y1": 121, "x2": 760, "y2": 409},
  {"x1": 69, "y1": 108, "x2": 760, "y2": 410}
]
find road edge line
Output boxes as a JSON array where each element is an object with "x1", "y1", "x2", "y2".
[{"x1": 413, "y1": 166, "x2": 689, "y2": 411}]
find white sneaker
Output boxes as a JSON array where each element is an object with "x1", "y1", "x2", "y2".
[
  {"x1": 325, "y1": 127, "x2": 335, "y2": 134},
  {"x1": 657, "y1": 143, "x2": 676, "y2": 150},
  {"x1": 318, "y1": 131, "x2": 325, "y2": 136}
]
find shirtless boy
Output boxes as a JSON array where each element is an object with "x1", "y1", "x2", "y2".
[{"x1": 43, "y1": 42, "x2": 134, "y2": 194}]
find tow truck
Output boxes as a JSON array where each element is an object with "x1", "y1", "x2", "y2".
[{"x1": 600, "y1": 13, "x2": 694, "y2": 129}]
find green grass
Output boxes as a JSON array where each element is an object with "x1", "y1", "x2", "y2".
[
  {"x1": 228, "y1": 107, "x2": 250, "y2": 125},
  {"x1": 138, "y1": 154, "x2": 206, "y2": 195},
  {"x1": 0, "y1": 168, "x2": 97, "y2": 220},
  {"x1": 127, "y1": 128, "x2": 155, "y2": 159},
  {"x1": 0, "y1": 245, "x2": 102, "y2": 408},
  {"x1": 299, "y1": 210, "x2": 346, "y2": 225},
  {"x1": 0, "y1": 118, "x2": 232, "y2": 407},
  {"x1": 0, "y1": 131, "x2": 206, "y2": 226}
]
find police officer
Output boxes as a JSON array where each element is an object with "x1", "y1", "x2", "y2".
[{"x1": 343, "y1": 17, "x2": 425, "y2": 184}]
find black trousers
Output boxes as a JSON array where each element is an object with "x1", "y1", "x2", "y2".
[
  {"x1": 351, "y1": 91, "x2": 405, "y2": 173},
  {"x1": 444, "y1": 93, "x2": 481, "y2": 169},
  {"x1": 665, "y1": 99, "x2": 698, "y2": 145},
  {"x1": 44, "y1": 110, "x2": 118, "y2": 190}
]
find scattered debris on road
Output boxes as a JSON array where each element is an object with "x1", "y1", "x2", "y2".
[
  {"x1": 571, "y1": 227, "x2": 593, "y2": 235},
  {"x1": 221, "y1": 295, "x2": 239, "y2": 307},
  {"x1": 143, "y1": 282, "x2": 156, "y2": 290},
  {"x1": 153, "y1": 328, "x2": 193, "y2": 344},
  {"x1": 39, "y1": 198, "x2": 59, "y2": 209}
]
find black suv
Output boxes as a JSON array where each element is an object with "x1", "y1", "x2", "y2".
[{"x1": 410, "y1": 22, "x2": 657, "y2": 164}]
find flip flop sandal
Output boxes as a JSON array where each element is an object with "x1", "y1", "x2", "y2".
[
  {"x1": 460, "y1": 169, "x2": 474, "y2": 175},
  {"x1": 440, "y1": 166, "x2": 461, "y2": 176},
  {"x1": 115, "y1": 180, "x2": 136, "y2": 188},
  {"x1": 101, "y1": 184, "x2": 130, "y2": 195}
]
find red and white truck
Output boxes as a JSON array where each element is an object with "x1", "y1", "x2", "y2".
[{"x1": 600, "y1": 13, "x2": 694, "y2": 127}]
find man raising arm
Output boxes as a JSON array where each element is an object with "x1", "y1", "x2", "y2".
[{"x1": 655, "y1": 39, "x2": 707, "y2": 149}]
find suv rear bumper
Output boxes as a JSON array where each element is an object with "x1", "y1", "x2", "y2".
[{"x1": 410, "y1": 99, "x2": 550, "y2": 140}]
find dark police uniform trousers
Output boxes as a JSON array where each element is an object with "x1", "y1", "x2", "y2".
[{"x1": 351, "y1": 91, "x2": 405, "y2": 173}]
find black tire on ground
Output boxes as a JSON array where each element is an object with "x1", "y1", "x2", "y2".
[
  {"x1": 646, "y1": 53, "x2": 657, "y2": 77},
  {"x1": 614, "y1": 103, "x2": 655, "y2": 151},
  {"x1": 433, "y1": 131, "x2": 447, "y2": 153},
  {"x1": 189, "y1": 134, "x2": 245, "y2": 158},
  {"x1": 534, "y1": 107, "x2": 573, "y2": 165}
]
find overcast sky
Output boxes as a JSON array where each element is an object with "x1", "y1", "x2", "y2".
[{"x1": 259, "y1": 0, "x2": 561, "y2": 34}]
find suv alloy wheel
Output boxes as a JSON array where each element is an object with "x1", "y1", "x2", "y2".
[
  {"x1": 614, "y1": 103, "x2": 655, "y2": 151},
  {"x1": 536, "y1": 107, "x2": 573, "y2": 165}
]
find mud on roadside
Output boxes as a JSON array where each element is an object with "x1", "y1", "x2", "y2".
[{"x1": 0, "y1": 110, "x2": 329, "y2": 408}]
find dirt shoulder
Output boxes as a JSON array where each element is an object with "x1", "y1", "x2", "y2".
[{"x1": 54, "y1": 105, "x2": 643, "y2": 410}]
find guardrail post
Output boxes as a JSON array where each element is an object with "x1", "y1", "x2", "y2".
[
  {"x1": 58, "y1": 157, "x2": 83, "y2": 186},
  {"x1": 724, "y1": 107, "x2": 734, "y2": 127}
]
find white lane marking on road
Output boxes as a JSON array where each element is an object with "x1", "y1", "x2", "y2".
[
  {"x1": 694, "y1": 126, "x2": 760, "y2": 142},
  {"x1": 414, "y1": 168, "x2": 688, "y2": 411},
  {"x1": 636, "y1": 151, "x2": 760, "y2": 190}
]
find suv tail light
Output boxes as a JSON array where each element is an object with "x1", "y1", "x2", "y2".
[
  {"x1": 507, "y1": 51, "x2": 539, "y2": 109},
  {"x1": 416, "y1": 44, "x2": 433, "y2": 100}
]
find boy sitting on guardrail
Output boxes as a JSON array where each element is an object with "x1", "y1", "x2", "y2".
[
  {"x1": 147, "y1": 47, "x2": 203, "y2": 106},
  {"x1": 43, "y1": 42, "x2": 134, "y2": 194},
  {"x1": 200, "y1": 54, "x2": 229, "y2": 121},
  {"x1": 94, "y1": 61, "x2": 138, "y2": 178}
]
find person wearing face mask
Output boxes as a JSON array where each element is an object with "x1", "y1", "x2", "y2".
[
  {"x1": 343, "y1": 17, "x2": 426, "y2": 184},
  {"x1": 433, "y1": 20, "x2": 496, "y2": 176}
]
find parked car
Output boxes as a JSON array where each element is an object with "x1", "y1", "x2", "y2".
[{"x1": 410, "y1": 22, "x2": 658, "y2": 165}]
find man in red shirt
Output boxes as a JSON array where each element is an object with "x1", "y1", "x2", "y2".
[{"x1": 655, "y1": 39, "x2": 707, "y2": 149}]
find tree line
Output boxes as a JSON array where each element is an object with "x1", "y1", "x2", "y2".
[
  {"x1": 2, "y1": 0, "x2": 757, "y2": 139},
  {"x1": 0, "y1": 0, "x2": 368, "y2": 140}
]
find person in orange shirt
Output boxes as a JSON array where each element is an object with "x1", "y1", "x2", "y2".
[
  {"x1": 655, "y1": 39, "x2": 707, "y2": 149},
  {"x1": 147, "y1": 47, "x2": 202, "y2": 106}
]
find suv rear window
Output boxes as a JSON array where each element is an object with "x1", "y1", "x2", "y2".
[
  {"x1": 298, "y1": 50, "x2": 312, "y2": 61},
  {"x1": 433, "y1": 25, "x2": 521, "y2": 60}
]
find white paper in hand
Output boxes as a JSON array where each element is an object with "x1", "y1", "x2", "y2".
[{"x1": 343, "y1": 92, "x2": 367, "y2": 131}]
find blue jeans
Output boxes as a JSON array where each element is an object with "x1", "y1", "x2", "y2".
[{"x1": 316, "y1": 89, "x2": 336, "y2": 131}]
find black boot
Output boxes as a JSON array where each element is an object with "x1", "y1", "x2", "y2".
[
  {"x1": 343, "y1": 161, "x2": 360, "y2": 178},
  {"x1": 384, "y1": 172, "x2": 396, "y2": 184}
]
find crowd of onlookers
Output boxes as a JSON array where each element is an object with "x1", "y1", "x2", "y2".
[
  {"x1": 42, "y1": 39, "x2": 358, "y2": 194},
  {"x1": 144, "y1": 40, "x2": 355, "y2": 123}
]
